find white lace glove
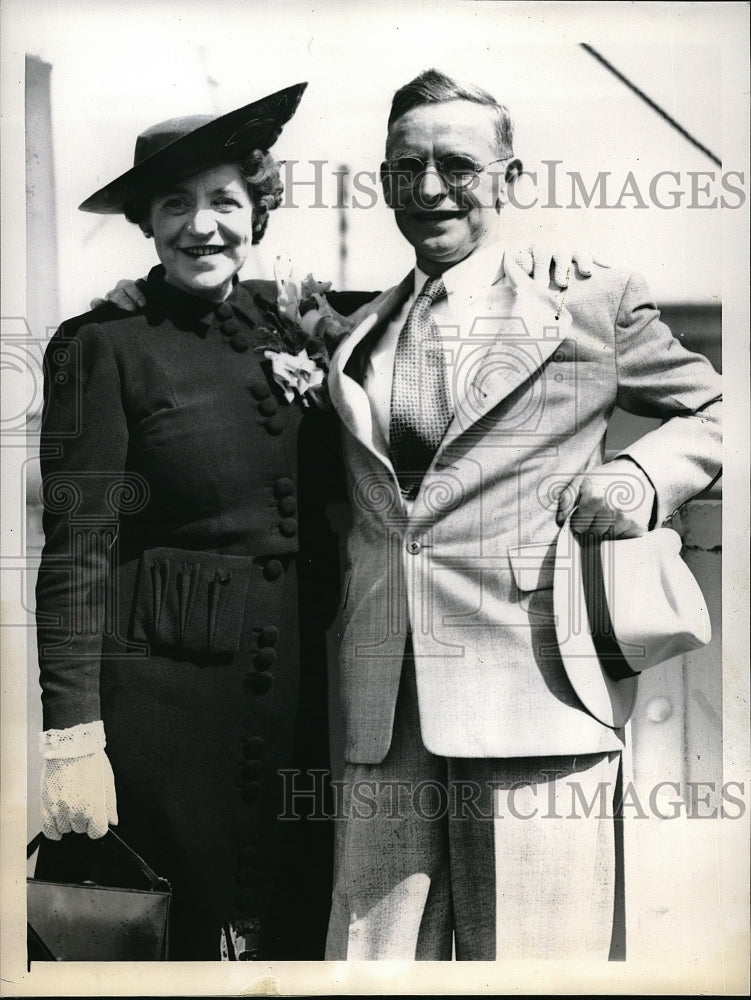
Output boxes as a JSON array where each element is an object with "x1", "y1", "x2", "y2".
[{"x1": 39, "y1": 720, "x2": 118, "y2": 840}]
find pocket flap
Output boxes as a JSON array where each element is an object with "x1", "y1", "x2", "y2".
[
  {"x1": 507, "y1": 540, "x2": 557, "y2": 592},
  {"x1": 132, "y1": 547, "x2": 254, "y2": 656}
]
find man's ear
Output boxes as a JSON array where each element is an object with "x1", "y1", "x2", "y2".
[
  {"x1": 496, "y1": 157, "x2": 523, "y2": 210},
  {"x1": 505, "y1": 157, "x2": 523, "y2": 183}
]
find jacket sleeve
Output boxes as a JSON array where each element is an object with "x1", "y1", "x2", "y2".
[
  {"x1": 35, "y1": 321, "x2": 130, "y2": 731},
  {"x1": 326, "y1": 290, "x2": 381, "y2": 316},
  {"x1": 612, "y1": 272, "x2": 722, "y2": 526}
]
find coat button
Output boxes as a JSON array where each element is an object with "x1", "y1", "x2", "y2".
[
  {"x1": 230, "y1": 334, "x2": 249, "y2": 352},
  {"x1": 242, "y1": 736, "x2": 265, "y2": 758},
  {"x1": 277, "y1": 496, "x2": 296, "y2": 516},
  {"x1": 279, "y1": 518, "x2": 298, "y2": 538},
  {"x1": 273, "y1": 478, "x2": 294, "y2": 498},
  {"x1": 263, "y1": 560, "x2": 283, "y2": 581},
  {"x1": 221, "y1": 318, "x2": 241, "y2": 335},
  {"x1": 249, "y1": 380, "x2": 271, "y2": 400},
  {"x1": 258, "y1": 398, "x2": 278, "y2": 416},
  {"x1": 265, "y1": 415, "x2": 284, "y2": 435},
  {"x1": 254, "y1": 648, "x2": 276, "y2": 671},
  {"x1": 249, "y1": 673, "x2": 273, "y2": 695},
  {"x1": 406, "y1": 538, "x2": 421, "y2": 555},
  {"x1": 259, "y1": 626, "x2": 278, "y2": 647},
  {"x1": 215, "y1": 303, "x2": 233, "y2": 320}
]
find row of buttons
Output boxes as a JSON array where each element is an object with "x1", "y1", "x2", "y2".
[
  {"x1": 230, "y1": 457, "x2": 289, "y2": 921},
  {"x1": 215, "y1": 302, "x2": 250, "y2": 352},
  {"x1": 245, "y1": 623, "x2": 278, "y2": 697},
  {"x1": 235, "y1": 734, "x2": 265, "y2": 915},
  {"x1": 238, "y1": 734, "x2": 265, "y2": 804},
  {"x1": 248, "y1": 379, "x2": 285, "y2": 436},
  {"x1": 273, "y1": 477, "x2": 297, "y2": 538},
  {"x1": 214, "y1": 307, "x2": 284, "y2": 436}
]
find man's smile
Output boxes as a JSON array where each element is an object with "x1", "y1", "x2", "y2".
[{"x1": 411, "y1": 209, "x2": 467, "y2": 223}]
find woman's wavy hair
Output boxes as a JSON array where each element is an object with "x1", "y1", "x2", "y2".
[{"x1": 123, "y1": 149, "x2": 283, "y2": 245}]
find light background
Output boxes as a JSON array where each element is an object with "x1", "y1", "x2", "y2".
[
  {"x1": 6, "y1": 0, "x2": 736, "y2": 320},
  {"x1": 1, "y1": 0, "x2": 749, "y2": 996}
]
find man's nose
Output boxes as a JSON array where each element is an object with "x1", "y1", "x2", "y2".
[
  {"x1": 415, "y1": 164, "x2": 447, "y2": 204},
  {"x1": 187, "y1": 209, "x2": 217, "y2": 236}
]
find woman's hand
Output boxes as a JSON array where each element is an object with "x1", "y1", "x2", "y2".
[
  {"x1": 41, "y1": 752, "x2": 118, "y2": 840},
  {"x1": 39, "y1": 721, "x2": 118, "y2": 840}
]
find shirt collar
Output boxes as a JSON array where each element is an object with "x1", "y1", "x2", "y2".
[{"x1": 413, "y1": 238, "x2": 506, "y2": 300}]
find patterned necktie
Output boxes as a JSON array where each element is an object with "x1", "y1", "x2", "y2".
[{"x1": 389, "y1": 275, "x2": 452, "y2": 500}]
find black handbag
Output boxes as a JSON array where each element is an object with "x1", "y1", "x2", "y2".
[{"x1": 27, "y1": 827, "x2": 171, "y2": 961}]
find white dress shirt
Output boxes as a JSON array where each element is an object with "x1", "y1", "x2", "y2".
[{"x1": 362, "y1": 239, "x2": 514, "y2": 454}]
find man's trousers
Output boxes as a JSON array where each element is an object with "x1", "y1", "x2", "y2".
[{"x1": 325, "y1": 660, "x2": 625, "y2": 961}]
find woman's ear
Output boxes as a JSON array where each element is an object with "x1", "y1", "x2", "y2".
[{"x1": 139, "y1": 223, "x2": 154, "y2": 239}]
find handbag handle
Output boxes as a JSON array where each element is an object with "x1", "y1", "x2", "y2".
[{"x1": 27, "y1": 827, "x2": 171, "y2": 893}]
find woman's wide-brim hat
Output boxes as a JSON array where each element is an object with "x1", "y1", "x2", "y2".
[
  {"x1": 553, "y1": 516, "x2": 711, "y2": 728},
  {"x1": 79, "y1": 82, "x2": 307, "y2": 214}
]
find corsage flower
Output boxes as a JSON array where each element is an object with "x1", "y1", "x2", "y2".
[{"x1": 256, "y1": 255, "x2": 352, "y2": 409}]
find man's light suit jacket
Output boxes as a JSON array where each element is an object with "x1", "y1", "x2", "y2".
[{"x1": 327, "y1": 256, "x2": 722, "y2": 764}]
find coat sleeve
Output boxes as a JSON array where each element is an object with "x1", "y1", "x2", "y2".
[
  {"x1": 35, "y1": 320, "x2": 130, "y2": 731},
  {"x1": 612, "y1": 272, "x2": 722, "y2": 526}
]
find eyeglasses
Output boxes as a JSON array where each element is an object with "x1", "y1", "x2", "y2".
[{"x1": 381, "y1": 154, "x2": 512, "y2": 189}]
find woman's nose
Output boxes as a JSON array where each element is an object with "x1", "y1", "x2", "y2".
[{"x1": 187, "y1": 209, "x2": 217, "y2": 236}]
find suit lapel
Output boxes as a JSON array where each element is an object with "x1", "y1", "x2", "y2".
[
  {"x1": 328, "y1": 255, "x2": 573, "y2": 516},
  {"x1": 328, "y1": 272, "x2": 413, "y2": 462},
  {"x1": 439, "y1": 255, "x2": 572, "y2": 451}
]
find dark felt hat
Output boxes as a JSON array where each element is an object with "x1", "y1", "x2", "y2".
[{"x1": 79, "y1": 82, "x2": 307, "y2": 214}]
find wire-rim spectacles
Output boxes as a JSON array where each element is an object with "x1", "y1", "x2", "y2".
[{"x1": 381, "y1": 154, "x2": 515, "y2": 189}]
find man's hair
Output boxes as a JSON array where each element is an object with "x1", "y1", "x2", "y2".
[{"x1": 387, "y1": 68, "x2": 515, "y2": 157}]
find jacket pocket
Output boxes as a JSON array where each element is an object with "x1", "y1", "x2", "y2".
[
  {"x1": 507, "y1": 540, "x2": 557, "y2": 592},
  {"x1": 131, "y1": 546, "x2": 253, "y2": 656},
  {"x1": 507, "y1": 542, "x2": 558, "y2": 624}
]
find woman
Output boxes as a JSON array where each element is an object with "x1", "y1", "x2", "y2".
[{"x1": 34, "y1": 82, "x2": 341, "y2": 960}]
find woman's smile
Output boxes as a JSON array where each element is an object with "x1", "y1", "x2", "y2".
[
  {"x1": 180, "y1": 245, "x2": 228, "y2": 258},
  {"x1": 148, "y1": 164, "x2": 254, "y2": 300}
]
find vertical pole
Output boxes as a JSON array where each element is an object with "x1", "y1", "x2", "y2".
[
  {"x1": 337, "y1": 163, "x2": 349, "y2": 291},
  {"x1": 25, "y1": 54, "x2": 59, "y2": 840},
  {"x1": 25, "y1": 55, "x2": 59, "y2": 341}
]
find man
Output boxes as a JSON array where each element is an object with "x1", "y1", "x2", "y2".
[{"x1": 322, "y1": 69, "x2": 722, "y2": 960}]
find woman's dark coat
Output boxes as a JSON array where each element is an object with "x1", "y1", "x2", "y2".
[{"x1": 35, "y1": 268, "x2": 348, "y2": 959}]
